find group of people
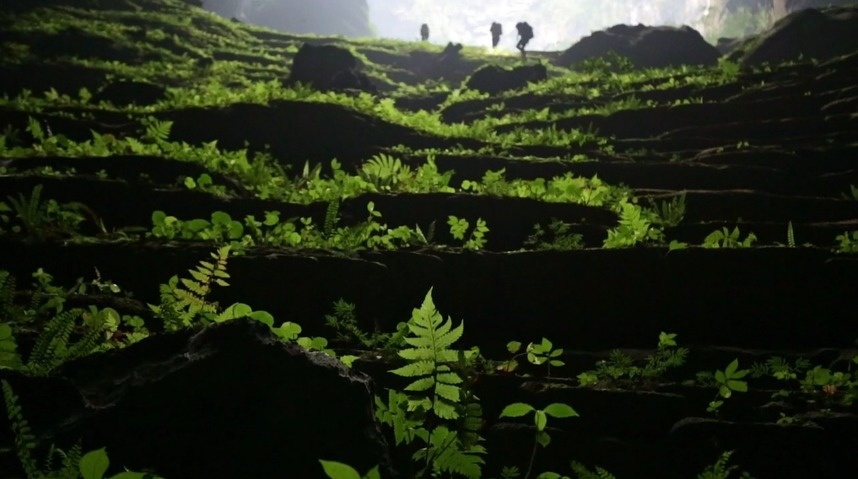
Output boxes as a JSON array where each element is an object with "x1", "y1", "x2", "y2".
[{"x1": 420, "y1": 21, "x2": 535, "y2": 56}]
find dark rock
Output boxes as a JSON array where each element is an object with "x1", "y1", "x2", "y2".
[
  {"x1": 393, "y1": 91, "x2": 449, "y2": 112},
  {"x1": 465, "y1": 63, "x2": 548, "y2": 95},
  {"x1": 91, "y1": 81, "x2": 167, "y2": 106},
  {"x1": 669, "y1": 417, "x2": 854, "y2": 478},
  {"x1": 558, "y1": 24, "x2": 720, "y2": 69},
  {"x1": 285, "y1": 43, "x2": 377, "y2": 93},
  {"x1": 735, "y1": 6, "x2": 858, "y2": 67},
  {"x1": 2, "y1": 319, "x2": 394, "y2": 479}
]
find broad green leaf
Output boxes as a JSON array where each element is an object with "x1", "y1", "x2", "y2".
[
  {"x1": 543, "y1": 403, "x2": 579, "y2": 419},
  {"x1": 728, "y1": 380, "x2": 748, "y2": 392},
  {"x1": 79, "y1": 448, "x2": 110, "y2": 479},
  {"x1": 319, "y1": 460, "x2": 361, "y2": 479},
  {"x1": 499, "y1": 402, "x2": 534, "y2": 418},
  {"x1": 725, "y1": 359, "x2": 739, "y2": 377},
  {"x1": 506, "y1": 341, "x2": 522, "y2": 353}
]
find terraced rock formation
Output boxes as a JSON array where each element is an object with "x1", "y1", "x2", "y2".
[{"x1": 0, "y1": 1, "x2": 855, "y2": 478}]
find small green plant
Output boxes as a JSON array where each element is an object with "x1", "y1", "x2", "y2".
[
  {"x1": 702, "y1": 227, "x2": 757, "y2": 248},
  {"x1": 648, "y1": 192, "x2": 686, "y2": 228},
  {"x1": 603, "y1": 201, "x2": 664, "y2": 248},
  {"x1": 499, "y1": 338, "x2": 565, "y2": 376},
  {"x1": 499, "y1": 401, "x2": 579, "y2": 479},
  {"x1": 707, "y1": 359, "x2": 750, "y2": 414},
  {"x1": 448, "y1": 216, "x2": 489, "y2": 250},
  {"x1": 323, "y1": 298, "x2": 408, "y2": 356},
  {"x1": 834, "y1": 231, "x2": 858, "y2": 253},
  {"x1": 841, "y1": 184, "x2": 858, "y2": 201},
  {"x1": 0, "y1": 185, "x2": 94, "y2": 241},
  {"x1": 578, "y1": 332, "x2": 688, "y2": 388},
  {"x1": 524, "y1": 220, "x2": 584, "y2": 250}
]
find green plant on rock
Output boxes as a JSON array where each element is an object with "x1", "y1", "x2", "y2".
[
  {"x1": 568, "y1": 462, "x2": 616, "y2": 479},
  {"x1": 524, "y1": 220, "x2": 584, "y2": 251},
  {"x1": 702, "y1": 227, "x2": 757, "y2": 248},
  {"x1": 499, "y1": 401, "x2": 579, "y2": 479},
  {"x1": 323, "y1": 298, "x2": 408, "y2": 356},
  {"x1": 648, "y1": 192, "x2": 686, "y2": 228},
  {"x1": 2, "y1": 379, "x2": 160, "y2": 479},
  {"x1": 448, "y1": 216, "x2": 489, "y2": 250},
  {"x1": 706, "y1": 359, "x2": 750, "y2": 415},
  {"x1": 498, "y1": 338, "x2": 565, "y2": 376},
  {"x1": 374, "y1": 288, "x2": 485, "y2": 478},
  {"x1": 603, "y1": 201, "x2": 664, "y2": 248},
  {"x1": 577, "y1": 332, "x2": 688, "y2": 388},
  {"x1": 834, "y1": 231, "x2": 858, "y2": 253},
  {"x1": 0, "y1": 185, "x2": 95, "y2": 241}
]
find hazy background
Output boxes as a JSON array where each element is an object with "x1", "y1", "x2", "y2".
[
  {"x1": 366, "y1": 0, "x2": 713, "y2": 51},
  {"x1": 201, "y1": 1, "x2": 858, "y2": 51}
]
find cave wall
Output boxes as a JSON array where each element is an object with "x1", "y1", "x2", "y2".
[{"x1": 202, "y1": 0, "x2": 373, "y2": 38}]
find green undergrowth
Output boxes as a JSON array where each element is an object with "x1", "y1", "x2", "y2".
[{"x1": 5, "y1": 255, "x2": 852, "y2": 478}]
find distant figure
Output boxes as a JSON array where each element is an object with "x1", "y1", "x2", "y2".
[
  {"x1": 420, "y1": 23, "x2": 430, "y2": 42},
  {"x1": 490, "y1": 22, "x2": 503, "y2": 48},
  {"x1": 515, "y1": 21, "x2": 534, "y2": 57}
]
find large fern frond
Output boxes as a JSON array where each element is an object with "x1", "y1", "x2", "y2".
[{"x1": 390, "y1": 288, "x2": 464, "y2": 420}]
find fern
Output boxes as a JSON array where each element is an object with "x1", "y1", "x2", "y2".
[
  {"x1": 25, "y1": 308, "x2": 83, "y2": 376},
  {"x1": 2, "y1": 379, "x2": 41, "y2": 478},
  {"x1": 697, "y1": 450, "x2": 755, "y2": 479},
  {"x1": 360, "y1": 153, "x2": 411, "y2": 191},
  {"x1": 787, "y1": 221, "x2": 795, "y2": 248},
  {"x1": 323, "y1": 199, "x2": 340, "y2": 239},
  {"x1": 390, "y1": 288, "x2": 465, "y2": 420},
  {"x1": 414, "y1": 426, "x2": 484, "y2": 479},
  {"x1": 0, "y1": 270, "x2": 15, "y2": 319},
  {"x1": 142, "y1": 117, "x2": 173, "y2": 143},
  {"x1": 150, "y1": 246, "x2": 231, "y2": 331},
  {"x1": 570, "y1": 461, "x2": 617, "y2": 479}
]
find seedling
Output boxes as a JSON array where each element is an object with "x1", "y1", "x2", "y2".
[
  {"x1": 499, "y1": 402, "x2": 579, "y2": 479},
  {"x1": 499, "y1": 337, "x2": 564, "y2": 376},
  {"x1": 707, "y1": 359, "x2": 750, "y2": 414}
]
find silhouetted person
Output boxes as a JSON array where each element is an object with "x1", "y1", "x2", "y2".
[
  {"x1": 490, "y1": 22, "x2": 502, "y2": 48},
  {"x1": 515, "y1": 21, "x2": 534, "y2": 57},
  {"x1": 420, "y1": 23, "x2": 430, "y2": 42}
]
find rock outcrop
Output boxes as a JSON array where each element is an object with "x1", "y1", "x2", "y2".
[
  {"x1": 732, "y1": 6, "x2": 858, "y2": 67},
  {"x1": 0, "y1": 319, "x2": 393, "y2": 479},
  {"x1": 284, "y1": 43, "x2": 377, "y2": 93},
  {"x1": 465, "y1": 63, "x2": 548, "y2": 95},
  {"x1": 558, "y1": 24, "x2": 720, "y2": 69}
]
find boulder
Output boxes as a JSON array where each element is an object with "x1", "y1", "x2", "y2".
[
  {"x1": 0, "y1": 319, "x2": 394, "y2": 479},
  {"x1": 733, "y1": 6, "x2": 858, "y2": 67},
  {"x1": 558, "y1": 24, "x2": 720, "y2": 70},
  {"x1": 465, "y1": 64, "x2": 548, "y2": 95},
  {"x1": 285, "y1": 43, "x2": 377, "y2": 93}
]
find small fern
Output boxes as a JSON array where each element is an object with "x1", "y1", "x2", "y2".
[
  {"x1": 25, "y1": 309, "x2": 86, "y2": 376},
  {"x1": 697, "y1": 450, "x2": 755, "y2": 479},
  {"x1": 0, "y1": 270, "x2": 15, "y2": 319},
  {"x1": 2, "y1": 379, "x2": 41, "y2": 478},
  {"x1": 141, "y1": 117, "x2": 173, "y2": 143},
  {"x1": 149, "y1": 245, "x2": 231, "y2": 331},
  {"x1": 323, "y1": 199, "x2": 340, "y2": 239}
]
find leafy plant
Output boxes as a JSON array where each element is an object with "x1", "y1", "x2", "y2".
[
  {"x1": 578, "y1": 332, "x2": 688, "y2": 388},
  {"x1": 376, "y1": 288, "x2": 485, "y2": 478},
  {"x1": 696, "y1": 450, "x2": 755, "y2": 479},
  {"x1": 568, "y1": 462, "x2": 617, "y2": 479},
  {"x1": 524, "y1": 220, "x2": 584, "y2": 250},
  {"x1": 707, "y1": 359, "x2": 750, "y2": 414},
  {"x1": 834, "y1": 231, "x2": 858, "y2": 253},
  {"x1": 448, "y1": 216, "x2": 489, "y2": 250},
  {"x1": 499, "y1": 401, "x2": 579, "y2": 479},
  {"x1": 319, "y1": 460, "x2": 380, "y2": 479},
  {"x1": 499, "y1": 338, "x2": 565, "y2": 376},
  {"x1": 0, "y1": 185, "x2": 94, "y2": 241},
  {"x1": 648, "y1": 192, "x2": 686, "y2": 228},
  {"x1": 702, "y1": 227, "x2": 757, "y2": 248},
  {"x1": 603, "y1": 201, "x2": 664, "y2": 248}
]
